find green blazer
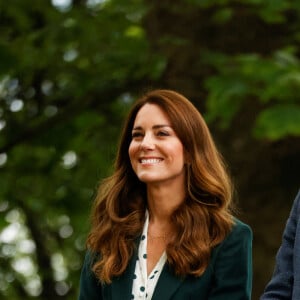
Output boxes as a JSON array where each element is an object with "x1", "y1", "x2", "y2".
[{"x1": 79, "y1": 219, "x2": 252, "y2": 300}]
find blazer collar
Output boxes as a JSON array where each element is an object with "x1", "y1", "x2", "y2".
[{"x1": 110, "y1": 251, "x2": 184, "y2": 300}]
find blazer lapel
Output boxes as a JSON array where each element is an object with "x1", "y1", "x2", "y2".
[
  {"x1": 109, "y1": 240, "x2": 184, "y2": 300},
  {"x1": 152, "y1": 264, "x2": 184, "y2": 300}
]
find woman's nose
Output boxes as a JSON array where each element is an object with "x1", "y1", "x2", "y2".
[{"x1": 140, "y1": 134, "x2": 155, "y2": 150}]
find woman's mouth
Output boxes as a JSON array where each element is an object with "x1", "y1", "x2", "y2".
[{"x1": 140, "y1": 158, "x2": 163, "y2": 164}]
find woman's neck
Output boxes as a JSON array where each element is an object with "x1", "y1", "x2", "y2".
[{"x1": 146, "y1": 183, "x2": 185, "y2": 226}]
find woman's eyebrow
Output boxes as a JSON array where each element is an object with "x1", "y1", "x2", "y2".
[
  {"x1": 153, "y1": 125, "x2": 172, "y2": 129},
  {"x1": 132, "y1": 124, "x2": 171, "y2": 130}
]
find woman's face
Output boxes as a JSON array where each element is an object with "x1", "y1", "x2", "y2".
[{"x1": 128, "y1": 103, "x2": 185, "y2": 186}]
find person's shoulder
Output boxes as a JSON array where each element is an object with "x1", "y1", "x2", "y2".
[
  {"x1": 223, "y1": 217, "x2": 253, "y2": 244},
  {"x1": 294, "y1": 189, "x2": 300, "y2": 211},
  {"x1": 211, "y1": 217, "x2": 252, "y2": 261},
  {"x1": 82, "y1": 249, "x2": 101, "y2": 270},
  {"x1": 232, "y1": 217, "x2": 252, "y2": 234}
]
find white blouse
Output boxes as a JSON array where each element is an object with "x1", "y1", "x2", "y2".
[{"x1": 131, "y1": 211, "x2": 167, "y2": 299}]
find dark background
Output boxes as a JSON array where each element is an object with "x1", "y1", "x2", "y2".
[{"x1": 0, "y1": 0, "x2": 300, "y2": 299}]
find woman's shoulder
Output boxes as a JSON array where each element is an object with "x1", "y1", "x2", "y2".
[
  {"x1": 216, "y1": 217, "x2": 252, "y2": 250},
  {"x1": 82, "y1": 249, "x2": 101, "y2": 269},
  {"x1": 232, "y1": 217, "x2": 252, "y2": 236},
  {"x1": 211, "y1": 217, "x2": 252, "y2": 263},
  {"x1": 229, "y1": 217, "x2": 253, "y2": 241}
]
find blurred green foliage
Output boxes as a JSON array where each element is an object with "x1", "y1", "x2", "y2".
[
  {"x1": 0, "y1": 0, "x2": 299, "y2": 299},
  {"x1": 204, "y1": 48, "x2": 300, "y2": 138}
]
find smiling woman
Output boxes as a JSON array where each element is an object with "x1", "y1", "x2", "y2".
[
  {"x1": 129, "y1": 103, "x2": 185, "y2": 187},
  {"x1": 78, "y1": 89, "x2": 253, "y2": 300}
]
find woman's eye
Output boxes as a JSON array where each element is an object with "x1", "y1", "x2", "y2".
[
  {"x1": 132, "y1": 132, "x2": 143, "y2": 138},
  {"x1": 157, "y1": 131, "x2": 169, "y2": 136}
]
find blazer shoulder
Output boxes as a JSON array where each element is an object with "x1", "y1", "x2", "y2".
[
  {"x1": 208, "y1": 217, "x2": 253, "y2": 299},
  {"x1": 292, "y1": 189, "x2": 300, "y2": 215},
  {"x1": 219, "y1": 218, "x2": 253, "y2": 249},
  {"x1": 232, "y1": 218, "x2": 253, "y2": 236},
  {"x1": 212, "y1": 217, "x2": 252, "y2": 259},
  {"x1": 78, "y1": 250, "x2": 103, "y2": 300}
]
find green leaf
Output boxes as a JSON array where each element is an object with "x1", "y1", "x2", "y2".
[
  {"x1": 254, "y1": 104, "x2": 300, "y2": 140},
  {"x1": 205, "y1": 76, "x2": 249, "y2": 128}
]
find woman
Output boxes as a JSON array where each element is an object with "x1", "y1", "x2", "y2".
[{"x1": 79, "y1": 89, "x2": 252, "y2": 299}]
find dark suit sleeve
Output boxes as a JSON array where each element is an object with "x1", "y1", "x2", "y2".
[
  {"x1": 78, "y1": 251, "x2": 103, "y2": 300},
  {"x1": 208, "y1": 220, "x2": 253, "y2": 300},
  {"x1": 260, "y1": 190, "x2": 300, "y2": 300}
]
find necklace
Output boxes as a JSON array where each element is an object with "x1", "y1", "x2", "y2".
[{"x1": 147, "y1": 230, "x2": 168, "y2": 241}]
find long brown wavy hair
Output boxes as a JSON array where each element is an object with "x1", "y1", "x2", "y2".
[{"x1": 87, "y1": 89, "x2": 235, "y2": 283}]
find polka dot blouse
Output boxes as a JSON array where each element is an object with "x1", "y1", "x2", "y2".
[{"x1": 131, "y1": 211, "x2": 167, "y2": 299}]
